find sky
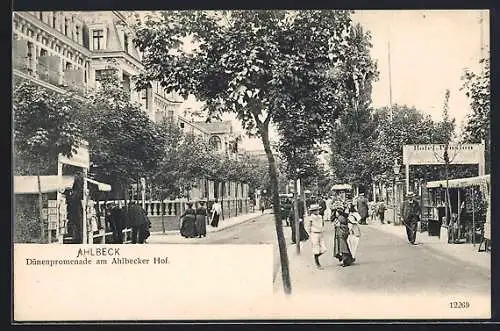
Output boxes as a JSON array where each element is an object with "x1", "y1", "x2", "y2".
[{"x1": 179, "y1": 10, "x2": 490, "y2": 152}]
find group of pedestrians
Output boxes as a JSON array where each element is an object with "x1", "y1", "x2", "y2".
[
  {"x1": 288, "y1": 197, "x2": 363, "y2": 269},
  {"x1": 179, "y1": 199, "x2": 223, "y2": 239},
  {"x1": 288, "y1": 191, "x2": 422, "y2": 270},
  {"x1": 105, "y1": 201, "x2": 151, "y2": 244}
]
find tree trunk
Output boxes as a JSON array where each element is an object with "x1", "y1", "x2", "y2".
[
  {"x1": 37, "y1": 175, "x2": 45, "y2": 243},
  {"x1": 260, "y1": 125, "x2": 292, "y2": 295},
  {"x1": 294, "y1": 178, "x2": 300, "y2": 255}
]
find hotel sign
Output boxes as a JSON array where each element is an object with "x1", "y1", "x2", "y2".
[{"x1": 402, "y1": 143, "x2": 485, "y2": 166}]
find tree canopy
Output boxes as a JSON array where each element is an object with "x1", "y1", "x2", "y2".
[
  {"x1": 80, "y1": 68, "x2": 165, "y2": 196},
  {"x1": 13, "y1": 79, "x2": 84, "y2": 175},
  {"x1": 461, "y1": 58, "x2": 490, "y2": 173}
]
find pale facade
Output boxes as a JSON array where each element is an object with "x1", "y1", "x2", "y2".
[{"x1": 12, "y1": 11, "x2": 184, "y2": 124}]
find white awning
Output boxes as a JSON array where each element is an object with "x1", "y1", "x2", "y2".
[
  {"x1": 426, "y1": 175, "x2": 490, "y2": 189},
  {"x1": 331, "y1": 184, "x2": 352, "y2": 191},
  {"x1": 86, "y1": 177, "x2": 112, "y2": 192},
  {"x1": 14, "y1": 175, "x2": 112, "y2": 194},
  {"x1": 14, "y1": 176, "x2": 74, "y2": 194}
]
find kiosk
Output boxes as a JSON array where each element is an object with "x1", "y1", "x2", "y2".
[{"x1": 423, "y1": 175, "x2": 490, "y2": 247}]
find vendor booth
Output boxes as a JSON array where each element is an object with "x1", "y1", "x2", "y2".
[
  {"x1": 422, "y1": 175, "x2": 490, "y2": 249},
  {"x1": 14, "y1": 141, "x2": 115, "y2": 244}
]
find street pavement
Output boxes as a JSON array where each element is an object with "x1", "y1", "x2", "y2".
[{"x1": 147, "y1": 212, "x2": 491, "y2": 301}]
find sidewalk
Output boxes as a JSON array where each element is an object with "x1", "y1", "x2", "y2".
[
  {"x1": 366, "y1": 222, "x2": 491, "y2": 270},
  {"x1": 147, "y1": 210, "x2": 268, "y2": 244}
]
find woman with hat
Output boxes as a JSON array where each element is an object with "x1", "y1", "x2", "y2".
[
  {"x1": 333, "y1": 203, "x2": 355, "y2": 267},
  {"x1": 305, "y1": 203, "x2": 327, "y2": 269},
  {"x1": 180, "y1": 202, "x2": 196, "y2": 238}
]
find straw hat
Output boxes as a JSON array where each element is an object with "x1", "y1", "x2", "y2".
[
  {"x1": 407, "y1": 192, "x2": 416, "y2": 198},
  {"x1": 308, "y1": 204, "x2": 321, "y2": 211}
]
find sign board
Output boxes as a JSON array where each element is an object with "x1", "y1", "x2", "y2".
[
  {"x1": 58, "y1": 141, "x2": 90, "y2": 169},
  {"x1": 403, "y1": 143, "x2": 484, "y2": 166}
]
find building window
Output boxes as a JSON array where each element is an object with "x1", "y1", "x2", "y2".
[
  {"x1": 180, "y1": 122, "x2": 185, "y2": 129},
  {"x1": 123, "y1": 34, "x2": 129, "y2": 52},
  {"x1": 40, "y1": 49, "x2": 47, "y2": 57},
  {"x1": 42, "y1": 37, "x2": 48, "y2": 45},
  {"x1": 65, "y1": 62, "x2": 72, "y2": 71},
  {"x1": 209, "y1": 136, "x2": 222, "y2": 151},
  {"x1": 75, "y1": 26, "x2": 80, "y2": 42},
  {"x1": 64, "y1": 19, "x2": 68, "y2": 36},
  {"x1": 52, "y1": 12, "x2": 57, "y2": 28},
  {"x1": 55, "y1": 45, "x2": 60, "y2": 53},
  {"x1": 67, "y1": 52, "x2": 73, "y2": 60},
  {"x1": 92, "y1": 30, "x2": 104, "y2": 50},
  {"x1": 123, "y1": 74, "x2": 131, "y2": 92},
  {"x1": 141, "y1": 89, "x2": 149, "y2": 109},
  {"x1": 39, "y1": 12, "x2": 43, "y2": 20}
]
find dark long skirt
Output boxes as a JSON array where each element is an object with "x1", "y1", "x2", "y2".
[
  {"x1": 333, "y1": 225, "x2": 354, "y2": 266},
  {"x1": 290, "y1": 218, "x2": 309, "y2": 243},
  {"x1": 210, "y1": 213, "x2": 220, "y2": 227},
  {"x1": 180, "y1": 214, "x2": 196, "y2": 238},
  {"x1": 195, "y1": 215, "x2": 207, "y2": 237}
]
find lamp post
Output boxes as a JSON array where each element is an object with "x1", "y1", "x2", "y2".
[{"x1": 392, "y1": 159, "x2": 401, "y2": 225}]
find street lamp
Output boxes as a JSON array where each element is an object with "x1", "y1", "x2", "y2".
[{"x1": 392, "y1": 159, "x2": 401, "y2": 225}]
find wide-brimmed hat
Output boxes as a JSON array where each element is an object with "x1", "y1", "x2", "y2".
[
  {"x1": 407, "y1": 192, "x2": 416, "y2": 198},
  {"x1": 348, "y1": 215, "x2": 358, "y2": 223},
  {"x1": 350, "y1": 212, "x2": 362, "y2": 223},
  {"x1": 308, "y1": 204, "x2": 321, "y2": 211}
]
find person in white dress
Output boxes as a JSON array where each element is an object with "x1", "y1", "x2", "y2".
[{"x1": 305, "y1": 204, "x2": 327, "y2": 270}]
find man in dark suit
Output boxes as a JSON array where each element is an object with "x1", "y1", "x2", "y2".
[
  {"x1": 400, "y1": 192, "x2": 421, "y2": 245},
  {"x1": 356, "y1": 193, "x2": 369, "y2": 225},
  {"x1": 128, "y1": 202, "x2": 148, "y2": 244}
]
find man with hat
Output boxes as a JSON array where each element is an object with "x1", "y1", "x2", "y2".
[
  {"x1": 305, "y1": 203, "x2": 327, "y2": 269},
  {"x1": 356, "y1": 192, "x2": 369, "y2": 225},
  {"x1": 400, "y1": 191, "x2": 421, "y2": 245}
]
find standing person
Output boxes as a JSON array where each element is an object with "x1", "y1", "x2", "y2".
[
  {"x1": 180, "y1": 202, "x2": 196, "y2": 238},
  {"x1": 289, "y1": 198, "x2": 309, "y2": 244},
  {"x1": 195, "y1": 201, "x2": 208, "y2": 238},
  {"x1": 347, "y1": 213, "x2": 362, "y2": 261},
  {"x1": 400, "y1": 192, "x2": 421, "y2": 245},
  {"x1": 377, "y1": 201, "x2": 387, "y2": 224},
  {"x1": 356, "y1": 193, "x2": 369, "y2": 225},
  {"x1": 107, "y1": 202, "x2": 125, "y2": 244},
  {"x1": 128, "y1": 201, "x2": 148, "y2": 244},
  {"x1": 260, "y1": 198, "x2": 265, "y2": 214},
  {"x1": 319, "y1": 198, "x2": 327, "y2": 218},
  {"x1": 305, "y1": 204, "x2": 327, "y2": 270},
  {"x1": 332, "y1": 203, "x2": 354, "y2": 267},
  {"x1": 210, "y1": 199, "x2": 222, "y2": 227}
]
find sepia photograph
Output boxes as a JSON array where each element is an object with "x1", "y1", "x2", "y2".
[{"x1": 12, "y1": 8, "x2": 491, "y2": 321}]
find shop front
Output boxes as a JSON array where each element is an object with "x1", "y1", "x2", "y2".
[{"x1": 422, "y1": 175, "x2": 490, "y2": 248}]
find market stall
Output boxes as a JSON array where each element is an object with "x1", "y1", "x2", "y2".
[
  {"x1": 14, "y1": 174, "x2": 112, "y2": 244},
  {"x1": 423, "y1": 175, "x2": 490, "y2": 247}
]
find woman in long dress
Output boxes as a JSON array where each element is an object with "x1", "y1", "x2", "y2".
[
  {"x1": 195, "y1": 201, "x2": 207, "y2": 238},
  {"x1": 332, "y1": 206, "x2": 355, "y2": 267},
  {"x1": 180, "y1": 203, "x2": 196, "y2": 238}
]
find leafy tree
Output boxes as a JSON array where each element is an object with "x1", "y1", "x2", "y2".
[
  {"x1": 80, "y1": 68, "x2": 165, "y2": 201},
  {"x1": 133, "y1": 10, "x2": 376, "y2": 294},
  {"x1": 13, "y1": 79, "x2": 85, "y2": 243},
  {"x1": 13, "y1": 80, "x2": 84, "y2": 176},
  {"x1": 461, "y1": 58, "x2": 490, "y2": 173}
]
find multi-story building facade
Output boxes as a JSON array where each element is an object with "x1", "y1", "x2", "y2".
[
  {"x1": 13, "y1": 11, "x2": 243, "y2": 156},
  {"x1": 12, "y1": 11, "x2": 185, "y2": 124}
]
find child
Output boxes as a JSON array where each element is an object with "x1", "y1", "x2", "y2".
[{"x1": 305, "y1": 204, "x2": 327, "y2": 269}]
